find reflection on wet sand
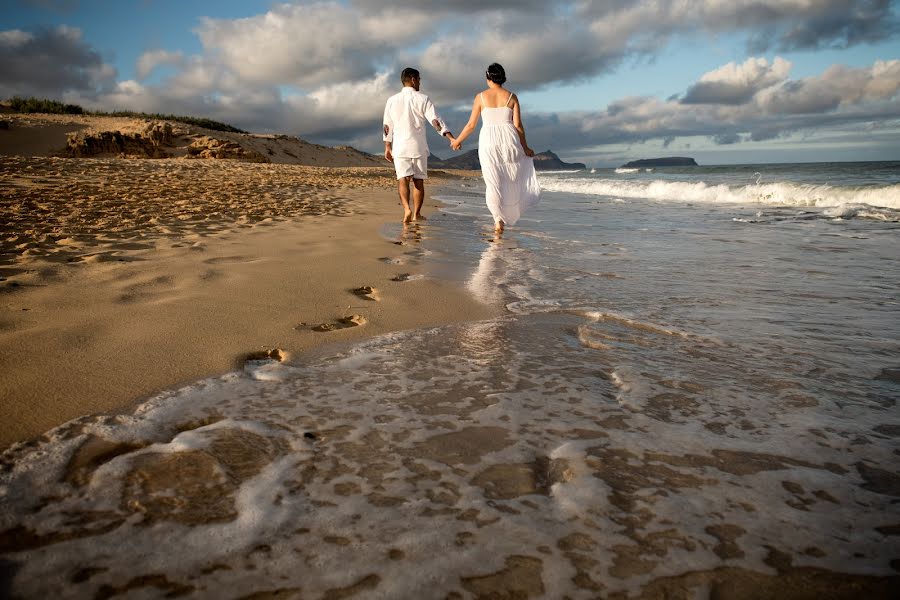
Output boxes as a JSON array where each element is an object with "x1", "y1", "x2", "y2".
[{"x1": 467, "y1": 236, "x2": 508, "y2": 307}]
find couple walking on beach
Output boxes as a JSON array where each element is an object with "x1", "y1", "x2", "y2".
[{"x1": 382, "y1": 64, "x2": 541, "y2": 234}]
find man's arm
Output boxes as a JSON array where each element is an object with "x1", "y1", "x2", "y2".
[
  {"x1": 423, "y1": 97, "x2": 453, "y2": 140},
  {"x1": 383, "y1": 99, "x2": 394, "y2": 162}
]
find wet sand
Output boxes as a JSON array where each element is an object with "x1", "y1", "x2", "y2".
[{"x1": 0, "y1": 155, "x2": 493, "y2": 448}]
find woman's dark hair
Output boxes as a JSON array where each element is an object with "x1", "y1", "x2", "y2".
[{"x1": 486, "y1": 63, "x2": 506, "y2": 85}]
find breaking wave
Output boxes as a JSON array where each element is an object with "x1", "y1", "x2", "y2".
[{"x1": 538, "y1": 177, "x2": 900, "y2": 210}]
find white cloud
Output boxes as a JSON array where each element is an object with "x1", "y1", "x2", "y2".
[
  {"x1": 698, "y1": 57, "x2": 792, "y2": 87},
  {"x1": 0, "y1": 29, "x2": 34, "y2": 46},
  {"x1": 536, "y1": 57, "x2": 900, "y2": 153},
  {"x1": 683, "y1": 57, "x2": 792, "y2": 104},
  {"x1": 194, "y1": 3, "x2": 432, "y2": 88},
  {"x1": 758, "y1": 59, "x2": 900, "y2": 114},
  {"x1": 304, "y1": 72, "x2": 395, "y2": 129},
  {"x1": 136, "y1": 50, "x2": 185, "y2": 81},
  {"x1": 579, "y1": 0, "x2": 899, "y2": 52}
]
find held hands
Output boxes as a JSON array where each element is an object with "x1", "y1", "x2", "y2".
[{"x1": 443, "y1": 132, "x2": 462, "y2": 152}]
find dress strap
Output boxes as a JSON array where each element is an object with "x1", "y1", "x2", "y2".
[
  {"x1": 480, "y1": 93, "x2": 486, "y2": 108},
  {"x1": 505, "y1": 93, "x2": 513, "y2": 107}
]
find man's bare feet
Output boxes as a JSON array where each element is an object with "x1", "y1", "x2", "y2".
[
  {"x1": 403, "y1": 210, "x2": 413, "y2": 223},
  {"x1": 412, "y1": 213, "x2": 427, "y2": 221}
]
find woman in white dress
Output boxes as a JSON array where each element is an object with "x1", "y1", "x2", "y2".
[{"x1": 451, "y1": 63, "x2": 541, "y2": 234}]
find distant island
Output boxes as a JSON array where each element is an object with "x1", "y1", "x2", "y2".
[
  {"x1": 431, "y1": 149, "x2": 585, "y2": 171},
  {"x1": 620, "y1": 157, "x2": 698, "y2": 168}
]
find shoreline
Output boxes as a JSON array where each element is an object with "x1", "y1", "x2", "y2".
[{"x1": 0, "y1": 156, "x2": 492, "y2": 450}]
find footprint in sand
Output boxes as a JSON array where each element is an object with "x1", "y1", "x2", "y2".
[
  {"x1": 110, "y1": 242, "x2": 155, "y2": 251},
  {"x1": 391, "y1": 273, "x2": 424, "y2": 282},
  {"x1": 69, "y1": 252, "x2": 144, "y2": 264},
  {"x1": 203, "y1": 255, "x2": 257, "y2": 265},
  {"x1": 118, "y1": 275, "x2": 174, "y2": 303},
  {"x1": 244, "y1": 348, "x2": 286, "y2": 363},
  {"x1": 351, "y1": 286, "x2": 379, "y2": 301},
  {"x1": 198, "y1": 269, "x2": 223, "y2": 281},
  {"x1": 311, "y1": 315, "x2": 366, "y2": 332},
  {"x1": 378, "y1": 257, "x2": 405, "y2": 265},
  {"x1": 243, "y1": 348, "x2": 288, "y2": 381}
]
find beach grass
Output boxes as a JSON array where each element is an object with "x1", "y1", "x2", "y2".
[{"x1": 4, "y1": 96, "x2": 246, "y2": 133}]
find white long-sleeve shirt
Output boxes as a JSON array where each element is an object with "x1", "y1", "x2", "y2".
[{"x1": 383, "y1": 87, "x2": 450, "y2": 158}]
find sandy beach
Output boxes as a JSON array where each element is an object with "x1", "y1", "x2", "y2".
[
  {"x1": 1, "y1": 114, "x2": 896, "y2": 600},
  {"x1": 0, "y1": 116, "x2": 491, "y2": 449}
]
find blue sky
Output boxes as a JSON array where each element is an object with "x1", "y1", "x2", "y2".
[{"x1": 3, "y1": 0, "x2": 899, "y2": 166}]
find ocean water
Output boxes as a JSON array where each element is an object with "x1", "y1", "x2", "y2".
[{"x1": 2, "y1": 161, "x2": 899, "y2": 598}]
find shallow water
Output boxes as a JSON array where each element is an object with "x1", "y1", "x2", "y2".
[{"x1": 1, "y1": 163, "x2": 899, "y2": 598}]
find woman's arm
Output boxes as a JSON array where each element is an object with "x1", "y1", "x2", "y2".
[
  {"x1": 451, "y1": 96, "x2": 481, "y2": 150},
  {"x1": 511, "y1": 95, "x2": 535, "y2": 157}
]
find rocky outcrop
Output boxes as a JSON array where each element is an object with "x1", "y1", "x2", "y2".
[
  {"x1": 621, "y1": 157, "x2": 698, "y2": 168},
  {"x1": 66, "y1": 121, "x2": 175, "y2": 158},
  {"x1": 65, "y1": 121, "x2": 271, "y2": 163},
  {"x1": 7, "y1": 114, "x2": 384, "y2": 166},
  {"x1": 185, "y1": 135, "x2": 269, "y2": 163}
]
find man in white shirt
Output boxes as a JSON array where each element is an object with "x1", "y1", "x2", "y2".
[{"x1": 383, "y1": 67, "x2": 456, "y2": 222}]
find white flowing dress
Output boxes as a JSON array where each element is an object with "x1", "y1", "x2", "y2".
[{"x1": 477, "y1": 93, "x2": 541, "y2": 226}]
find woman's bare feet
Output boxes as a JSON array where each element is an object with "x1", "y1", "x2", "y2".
[
  {"x1": 412, "y1": 213, "x2": 427, "y2": 221},
  {"x1": 494, "y1": 220, "x2": 505, "y2": 235}
]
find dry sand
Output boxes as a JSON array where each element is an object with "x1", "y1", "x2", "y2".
[{"x1": 0, "y1": 117, "x2": 490, "y2": 449}]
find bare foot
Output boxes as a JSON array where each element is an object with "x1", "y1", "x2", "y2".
[
  {"x1": 494, "y1": 220, "x2": 505, "y2": 235},
  {"x1": 412, "y1": 213, "x2": 427, "y2": 221},
  {"x1": 403, "y1": 210, "x2": 412, "y2": 223}
]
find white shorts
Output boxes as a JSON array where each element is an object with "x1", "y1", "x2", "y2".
[{"x1": 393, "y1": 156, "x2": 427, "y2": 180}]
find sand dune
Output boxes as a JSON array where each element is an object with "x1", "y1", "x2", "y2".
[{"x1": 0, "y1": 113, "x2": 384, "y2": 166}]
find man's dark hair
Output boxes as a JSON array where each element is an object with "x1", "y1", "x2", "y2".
[
  {"x1": 486, "y1": 63, "x2": 506, "y2": 85},
  {"x1": 401, "y1": 68, "x2": 420, "y2": 85}
]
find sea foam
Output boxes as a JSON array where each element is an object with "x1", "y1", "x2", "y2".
[{"x1": 538, "y1": 176, "x2": 900, "y2": 210}]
